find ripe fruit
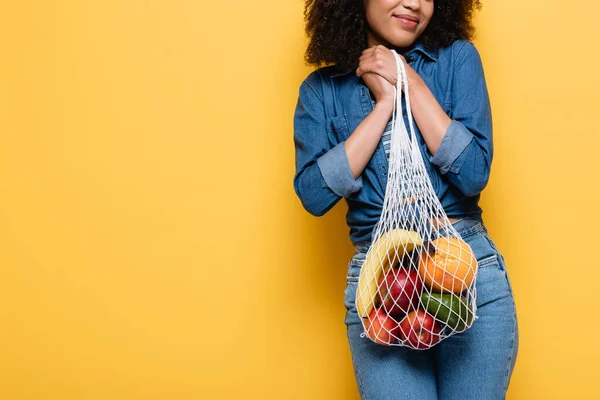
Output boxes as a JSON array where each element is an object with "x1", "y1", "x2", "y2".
[
  {"x1": 399, "y1": 310, "x2": 442, "y2": 349},
  {"x1": 365, "y1": 308, "x2": 400, "y2": 345},
  {"x1": 356, "y1": 229, "x2": 424, "y2": 318},
  {"x1": 421, "y1": 291, "x2": 474, "y2": 332},
  {"x1": 378, "y1": 267, "x2": 423, "y2": 317},
  {"x1": 418, "y1": 237, "x2": 477, "y2": 294}
]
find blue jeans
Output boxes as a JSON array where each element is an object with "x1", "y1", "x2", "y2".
[{"x1": 344, "y1": 218, "x2": 519, "y2": 399}]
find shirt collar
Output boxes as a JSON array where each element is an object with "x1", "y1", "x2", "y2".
[{"x1": 330, "y1": 39, "x2": 437, "y2": 78}]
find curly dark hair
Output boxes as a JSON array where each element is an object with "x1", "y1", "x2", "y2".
[{"x1": 303, "y1": 0, "x2": 482, "y2": 71}]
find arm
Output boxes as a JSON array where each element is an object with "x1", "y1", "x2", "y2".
[
  {"x1": 346, "y1": 101, "x2": 394, "y2": 179},
  {"x1": 292, "y1": 79, "x2": 362, "y2": 216},
  {"x1": 293, "y1": 74, "x2": 394, "y2": 216},
  {"x1": 409, "y1": 41, "x2": 493, "y2": 197}
]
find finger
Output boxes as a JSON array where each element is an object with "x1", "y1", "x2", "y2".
[
  {"x1": 356, "y1": 60, "x2": 379, "y2": 77},
  {"x1": 357, "y1": 59, "x2": 377, "y2": 76},
  {"x1": 360, "y1": 57, "x2": 397, "y2": 81},
  {"x1": 374, "y1": 45, "x2": 391, "y2": 55},
  {"x1": 356, "y1": 63, "x2": 376, "y2": 77},
  {"x1": 358, "y1": 67, "x2": 389, "y2": 84},
  {"x1": 356, "y1": 64, "x2": 369, "y2": 76},
  {"x1": 361, "y1": 46, "x2": 376, "y2": 56},
  {"x1": 356, "y1": 57, "x2": 371, "y2": 75},
  {"x1": 359, "y1": 52, "x2": 372, "y2": 61},
  {"x1": 359, "y1": 53, "x2": 377, "y2": 64},
  {"x1": 365, "y1": 47, "x2": 385, "y2": 60}
]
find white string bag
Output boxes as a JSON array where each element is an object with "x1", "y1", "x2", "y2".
[{"x1": 354, "y1": 49, "x2": 479, "y2": 350}]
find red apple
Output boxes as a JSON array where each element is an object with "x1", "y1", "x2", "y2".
[
  {"x1": 399, "y1": 310, "x2": 442, "y2": 349},
  {"x1": 378, "y1": 267, "x2": 423, "y2": 317},
  {"x1": 365, "y1": 308, "x2": 400, "y2": 345}
]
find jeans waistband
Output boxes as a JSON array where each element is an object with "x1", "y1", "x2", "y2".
[{"x1": 353, "y1": 216, "x2": 484, "y2": 255}]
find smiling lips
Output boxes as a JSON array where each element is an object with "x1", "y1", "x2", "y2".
[{"x1": 393, "y1": 14, "x2": 419, "y2": 28}]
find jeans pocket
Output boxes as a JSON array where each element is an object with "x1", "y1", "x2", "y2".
[
  {"x1": 344, "y1": 280, "x2": 363, "y2": 329},
  {"x1": 477, "y1": 254, "x2": 504, "y2": 271},
  {"x1": 344, "y1": 279, "x2": 358, "y2": 312},
  {"x1": 498, "y1": 253, "x2": 516, "y2": 297},
  {"x1": 474, "y1": 255, "x2": 513, "y2": 309},
  {"x1": 347, "y1": 253, "x2": 365, "y2": 282}
]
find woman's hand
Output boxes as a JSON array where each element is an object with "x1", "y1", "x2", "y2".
[
  {"x1": 358, "y1": 70, "x2": 396, "y2": 106},
  {"x1": 356, "y1": 45, "x2": 421, "y2": 98}
]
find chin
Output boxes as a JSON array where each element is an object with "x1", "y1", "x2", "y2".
[
  {"x1": 388, "y1": 37, "x2": 416, "y2": 49},
  {"x1": 386, "y1": 31, "x2": 418, "y2": 48}
]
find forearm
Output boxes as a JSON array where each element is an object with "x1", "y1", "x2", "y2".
[
  {"x1": 345, "y1": 100, "x2": 394, "y2": 179},
  {"x1": 407, "y1": 78, "x2": 452, "y2": 156},
  {"x1": 406, "y1": 62, "x2": 493, "y2": 197}
]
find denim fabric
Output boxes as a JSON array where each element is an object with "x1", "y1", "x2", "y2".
[
  {"x1": 293, "y1": 39, "x2": 493, "y2": 245},
  {"x1": 344, "y1": 218, "x2": 519, "y2": 399}
]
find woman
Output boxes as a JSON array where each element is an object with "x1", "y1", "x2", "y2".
[{"x1": 293, "y1": 0, "x2": 519, "y2": 398}]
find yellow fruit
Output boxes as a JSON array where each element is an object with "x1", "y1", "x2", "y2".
[
  {"x1": 356, "y1": 229, "x2": 423, "y2": 318},
  {"x1": 418, "y1": 236, "x2": 477, "y2": 294}
]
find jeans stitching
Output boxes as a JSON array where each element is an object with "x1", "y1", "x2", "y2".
[
  {"x1": 345, "y1": 280, "x2": 368, "y2": 399},
  {"x1": 349, "y1": 340, "x2": 368, "y2": 399},
  {"x1": 500, "y1": 255, "x2": 513, "y2": 294},
  {"x1": 344, "y1": 282, "x2": 358, "y2": 314},
  {"x1": 458, "y1": 223, "x2": 485, "y2": 239},
  {"x1": 503, "y1": 294, "x2": 518, "y2": 395},
  {"x1": 495, "y1": 253, "x2": 517, "y2": 394},
  {"x1": 477, "y1": 254, "x2": 499, "y2": 268}
]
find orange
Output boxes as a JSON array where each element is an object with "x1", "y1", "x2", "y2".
[{"x1": 418, "y1": 237, "x2": 477, "y2": 294}]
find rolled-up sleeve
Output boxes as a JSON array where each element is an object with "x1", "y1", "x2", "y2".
[
  {"x1": 317, "y1": 141, "x2": 363, "y2": 197},
  {"x1": 430, "y1": 41, "x2": 494, "y2": 197},
  {"x1": 293, "y1": 75, "x2": 363, "y2": 216}
]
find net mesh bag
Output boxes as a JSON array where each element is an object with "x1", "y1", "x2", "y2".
[{"x1": 355, "y1": 49, "x2": 479, "y2": 350}]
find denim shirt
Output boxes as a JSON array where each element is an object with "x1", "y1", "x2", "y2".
[{"x1": 292, "y1": 39, "x2": 493, "y2": 246}]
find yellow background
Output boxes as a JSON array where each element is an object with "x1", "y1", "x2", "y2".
[{"x1": 1, "y1": 1, "x2": 598, "y2": 398}]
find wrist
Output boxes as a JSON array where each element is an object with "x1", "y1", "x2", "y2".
[
  {"x1": 374, "y1": 99, "x2": 394, "y2": 114},
  {"x1": 407, "y1": 75, "x2": 424, "y2": 96}
]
